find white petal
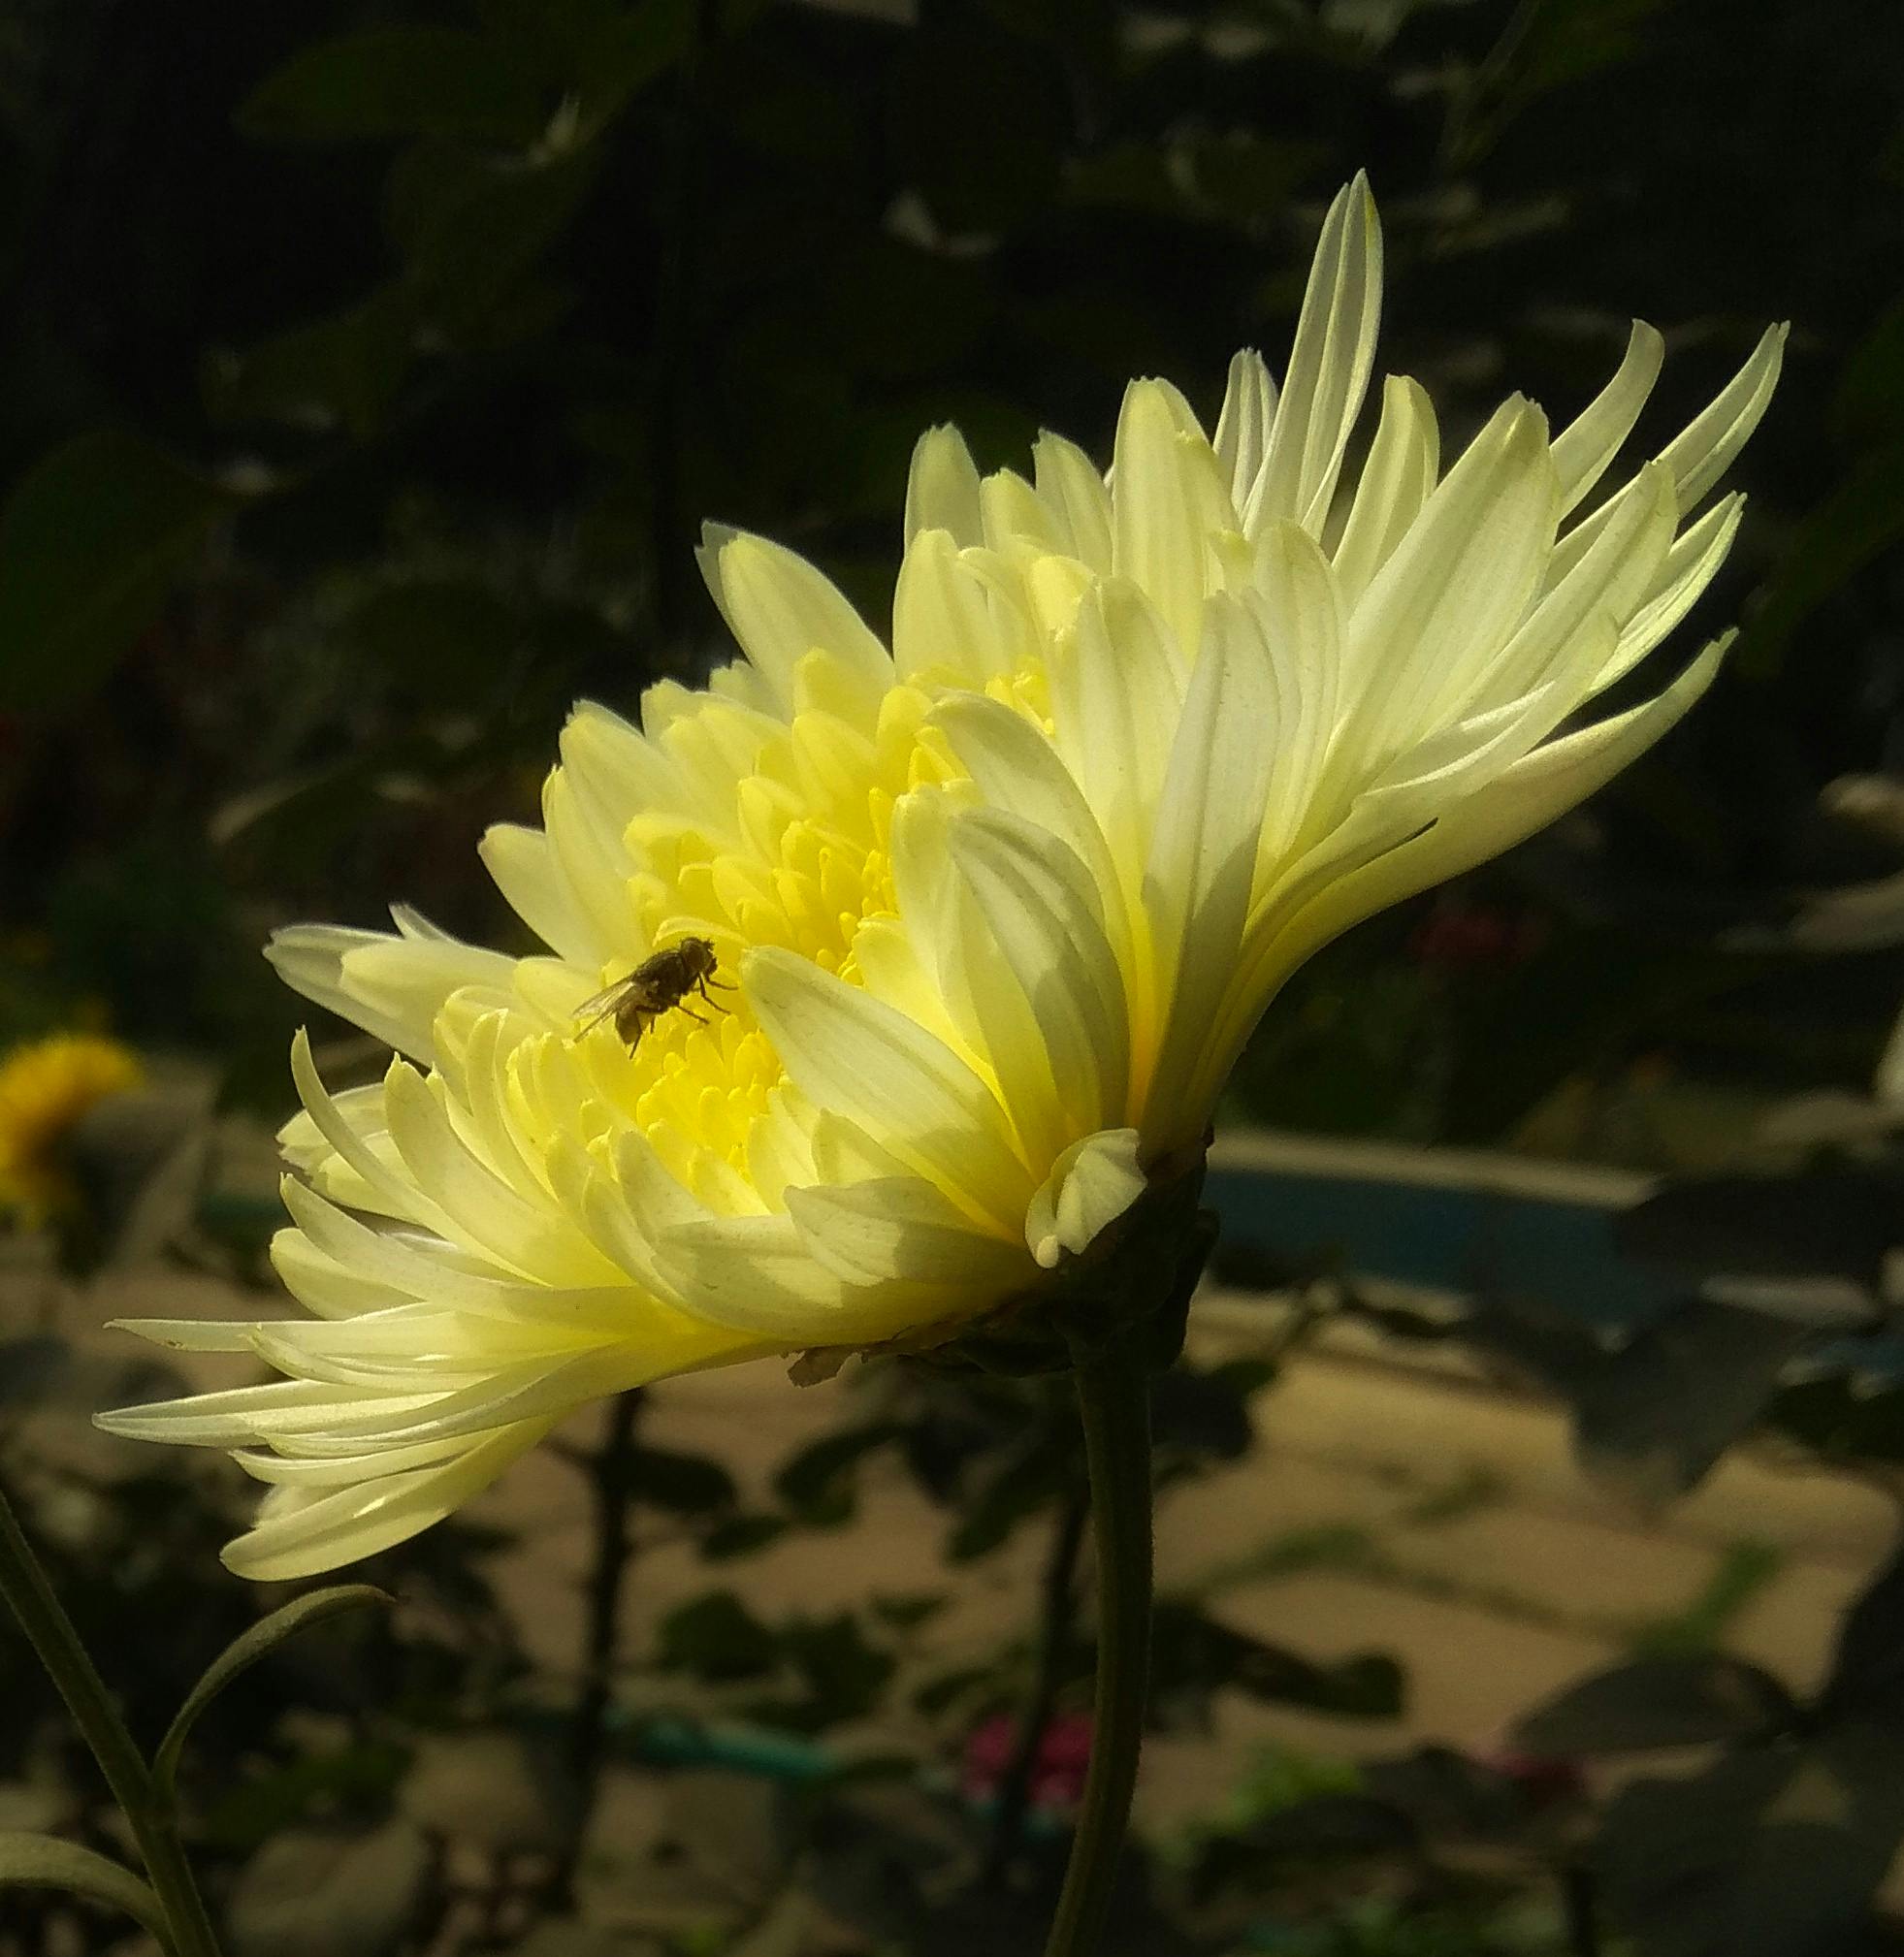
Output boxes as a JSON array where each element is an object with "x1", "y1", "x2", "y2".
[
  {"x1": 653, "y1": 1209, "x2": 931, "y2": 1342},
  {"x1": 288, "y1": 1030, "x2": 456, "y2": 1236},
  {"x1": 1249, "y1": 173, "x2": 1383, "y2": 534},
  {"x1": 1449, "y1": 463, "x2": 1675, "y2": 720},
  {"x1": 97, "y1": 1376, "x2": 446, "y2": 1448},
  {"x1": 930, "y1": 693, "x2": 1131, "y2": 974},
  {"x1": 271, "y1": 1228, "x2": 409, "y2": 1320},
  {"x1": 1593, "y1": 493, "x2": 1743, "y2": 693},
  {"x1": 949, "y1": 806, "x2": 1132, "y2": 1142},
  {"x1": 1329, "y1": 374, "x2": 1439, "y2": 610},
  {"x1": 267, "y1": 925, "x2": 511, "y2": 1060},
  {"x1": 743, "y1": 946, "x2": 1033, "y2": 1233},
  {"x1": 231, "y1": 1433, "x2": 474, "y2": 1489},
  {"x1": 220, "y1": 1422, "x2": 552, "y2": 1581},
  {"x1": 980, "y1": 468, "x2": 1063, "y2": 553},
  {"x1": 1213, "y1": 348, "x2": 1278, "y2": 516},
  {"x1": 1047, "y1": 577, "x2": 1184, "y2": 909},
  {"x1": 1111, "y1": 378, "x2": 1235, "y2": 666},
  {"x1": 1212, "y1": 635, "x2": 1731, "y2": 1115},
  {"x1": 542, "y1": 770, "x2": 644, "y2": 955},
  {"x1": 905, "y1": 423, "x2": 983, "y2": 547},
  {"x1": 892, "y1": 529, "x2": 1030, "y2": 685},
  {"x1": 704, "y1": 531, "x2": 892, "y2": 721},
  {"x1": 1656, "y1": 323, "x2": 1788, "y2": 512},
  {"x1": 479, "y1": 824, "x2": 602, "y2": 968},
  {"x1": 1251, "y1": 523, "x2": 1343, "y2": 863},
  {"x1": 1339, "y1": 397, "x2": 1558, "y2": 771},
  {"x1": 1032, "y1": 432, "x2": 1113, "y2": 572},
  {"x1": 1552, "y1": 320, "x2": 1664, "y2": 515},
  {"x1": 382, "y1": 1060, "x2": 618, "y2": 1286},
  {"x1": 1142, "y1": 589, "x2": 1281, "y2": 1148},
  {"x1": 786, "y1": 1174, "x2": 1030, "y2": 1287},
  {"x1": 1025, "y1": 1128, "x2": 1146, "y2": 1270}
]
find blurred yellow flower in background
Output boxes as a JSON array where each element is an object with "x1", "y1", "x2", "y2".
[
  {"x1": 0, "y1": 1032, "x2": 144, "y2": 1226},
  {"x1": 99, "y1": 176, "x2": 1784, "y2": 1581}
]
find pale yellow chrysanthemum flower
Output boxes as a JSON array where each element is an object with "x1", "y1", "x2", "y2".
[
  {"x1": 0, "y1": 1032, "x2": 145, "y2": 1225},
  {"x1": 101, "y1": 177, "x2": 1784, "y2": 1579}
]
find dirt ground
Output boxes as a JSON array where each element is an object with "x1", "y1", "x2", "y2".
[{"x1": 12, "y1": 1247, "x2": 1897, "y2": 1847}]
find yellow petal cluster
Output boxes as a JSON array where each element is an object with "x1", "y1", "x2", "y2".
[
  {"x1": 101, "y1": 177, "x2": 1784, "y2": 1579},
  {"x1": 0, "y1": 1032, "x2": 144, "y2": 1225}
]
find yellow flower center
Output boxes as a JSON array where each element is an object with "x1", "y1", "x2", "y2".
[{"x1": 498, "y1": 673, "x2": 1002, "y2": 1201}]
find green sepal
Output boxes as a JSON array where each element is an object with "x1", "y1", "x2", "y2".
[{"x1": 906, "y1": 1149, "x2": 1216, "y2": 1380}]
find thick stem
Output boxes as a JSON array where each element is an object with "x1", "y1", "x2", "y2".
[
  {"x1": 0, "y1": 1483, "x2": 222, "y2": 1957},
  {"x1": 1041, "y1": 1353, "x2": 1153, "y2": 1957},
  {"x1": 982, "y1": 1467, "x2": 1090, "y2": 1889}
]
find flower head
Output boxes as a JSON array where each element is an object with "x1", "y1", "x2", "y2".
[
  {"x1": 0, "y1": 1032, "x2": 145, "y2": 1226},
  {"x1": 100, "y1": 177, "x2": 1784, "y2": 1579}
]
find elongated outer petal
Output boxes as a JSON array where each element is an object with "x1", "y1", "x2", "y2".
[
  {"x1": 1339, "y1": 398, "x2": 1558, "y2": 770},
  {"x1": 1047, "y1": 578, "x2": 1184, "y2": 916},
  {"x1": 267, "y1": 922, "x2": 517, "y2": 1062},
  {"x1": 742, "y1": 945, "x2": 1033, "y2": 1235},
  {"x1": 786, "y1": 1174, "x2": 1031, "y2": 1287},
  {"x1": 1593, "y1": 493, "x2": 1743, "y2": 693},
  {"x1": 651, "y1": 1208, "x2": 952, "y2": 1345},
  {"x1": 1552, "y1": 320, "x2": 1664, "y2": 515},
  {"x1": 893, "y1": 529, "x2": 1028, "y2": 685},
  {"x1": 1252, "y1": 522, "x2": 1343, "y2": 866},
  {"x1": 1448, "y1": 463, "x2": 1675, "y2": 722},
  {"x1": 1142, "y1": 589, "x2": 1282, "y2": 1149},
  {"x1": 1248, "y1": 172, "x2": 1383, "y2": 534},
  {"x1": 221, "y1": 1420, "x2": 554, "y2": 1581},
  {"x1": 1656, "y1": 323, "x2": 1787, "y2": 512},
  {"x1": 382, "y1": 1060, "x2": 622, "y2": 1288},
  {"x1": 704, "y1": 531, "x2": 892, "y2": 722},
  {"x1": 905, "y1": 423, "x2": 983, "y2": 547},
  {"x1": 1560, "y1": 325, "x2": 1786, "y2": 571},
  {"x1": 478, "y1": 824, "x2": 602, "y2": 968},
  {"x1": 1213, "y1": 348, "x2": 1278, "y2": 515},
  {"x1": 1329, "y1": 374, "x2": 1439, "y2": 611},
  {"x1": 1112, "y1": 377, "x2": 1236, "y2": 666},
  {"x1": 1213, "y1": 633, "x2": 1732, "y2": 1095},
  {"x1": 949, "y1": 806, "x2": 1131, "y2": 1137},
  {"x1": 931, "y1": 694, "x2": 1133, "y2": 980},
  {"x1": 1032, "y1": 432, "x2": 1113, "y2": 572},
  {"x1": 1025, "y1": 1128, "x2": 1146, "y2": 1271},
  {"x1": 271, "y1": 1228, "x2": 409, "y2": 1319}
]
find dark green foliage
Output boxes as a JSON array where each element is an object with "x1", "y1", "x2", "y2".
[{"x1": 0, "y1": 433, "x2": 230, "y2": 716}]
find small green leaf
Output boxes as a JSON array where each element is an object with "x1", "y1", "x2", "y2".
[
  {"x1": 0, "y1": 1833, "x2": 166, "y2": 1936},
  {"x1": 657, "y1": 1590, "x2": 779, "y2": 1682},
  {"x1": 384, "y1": 140, "x2": 598, "y2": 336},
  {"x1": 155, "y1": 1584, "x2": 392, "y2": 1799},
  {"x1": 202, "y1": 287, "x2": 415, "y2": 440},
  {"x1": 771, "y1": 1422, "x2": 903, "y2": 1524},
  {"x1": 700, "y1": 1514, "x2": 790, "y2": 1561},
  {"x1": 1511, "y1": 1652, "x2": 1795, "y2": 1757},
  {"x1": 0, "y1": 432, "x2": 230, "y2": 716},
  {"x1": 239, "y1": 28, "x2": 550, "y2": 145},
  {"x1": 479, "y1": 0, "x2": 697, "y2": 130},
  {"x1": 627, "y1": 1443, "x2": 737, "y2": 1517}
]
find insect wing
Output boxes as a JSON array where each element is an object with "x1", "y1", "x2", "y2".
[{"x1": 569, "y1": 976, "x2": 634, "y2": 1035}]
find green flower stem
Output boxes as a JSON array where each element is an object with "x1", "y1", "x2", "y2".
[
  {"x1": 1043, "y1": 1350, "x2": 1154, "y2": 1957},
  {"x1": 0, "y1": 1483, "x2": 222, "y2": 1957}
]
